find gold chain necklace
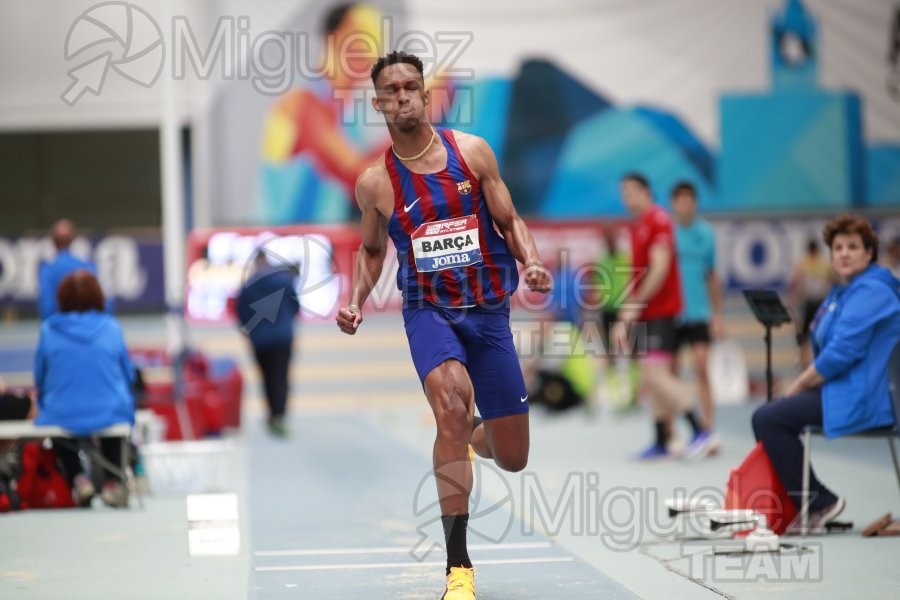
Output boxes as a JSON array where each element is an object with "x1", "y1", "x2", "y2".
[{"x1": 392, "y1": 126, "x2": 436, "y2": 161}]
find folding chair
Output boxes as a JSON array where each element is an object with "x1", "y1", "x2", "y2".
[{"x1": 799, "y1": 340, "x2": 900, "y2": 534}]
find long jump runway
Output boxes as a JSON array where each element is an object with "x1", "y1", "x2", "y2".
[{"x1": 246, "y1": 413, "x2": 637, "y2": 599}]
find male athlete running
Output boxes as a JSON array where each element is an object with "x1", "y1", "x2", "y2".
[{"x1": 336, "y1": 51, "x2": 551, "y2": 599}]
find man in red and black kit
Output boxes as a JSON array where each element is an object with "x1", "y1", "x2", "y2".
[{"x1": 613, "y1": 172, "x2": 705, "y2": 459}]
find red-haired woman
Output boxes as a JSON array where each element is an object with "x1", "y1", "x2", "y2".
[{"x1": 34, "y1": 270, "x2": 135, "y2": 507}]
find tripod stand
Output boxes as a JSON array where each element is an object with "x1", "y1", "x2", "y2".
[{"x1": 742, "y1": 290, "x2": 793, "y2": 402}]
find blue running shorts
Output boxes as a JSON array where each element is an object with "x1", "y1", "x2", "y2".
[{"x1": 402, "y1": 299, "x2": 528, "y2": 420}]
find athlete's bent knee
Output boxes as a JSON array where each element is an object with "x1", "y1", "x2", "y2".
[
  {"x1": 434, "y1": 395, "x2": 471, "y2": 439},
  {"x1": 494, "y1": 451, "x2": 528, "y2": 473}
]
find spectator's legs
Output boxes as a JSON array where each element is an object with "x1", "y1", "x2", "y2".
[
  {"x1": 52, "y1": 438, "x2": 84, "y2": 487},
  {"x1": 255, "y1": 343, "x2": 292, "y2": 420},
  {"x1": 690, "y1": 341, "x2": 714, "y2": 430},
  {"x1": 271, "y1": 343, "x2": 292, "y2": 420},
  {"x1": 99, "y1": 437, "x2": 123, "y2": 483},
  {"x1": 751, "y1": 388, "x2": 838, "y2": 512},
  {"x1": 642, "y1": 359, "x2": 691, "y2": 424},
  {"x1": 601, "y1": 310, "x2": 619, "y2": 369},
  {"x1": 638, "y1": 357, "x2": 692, "y2": 455}
]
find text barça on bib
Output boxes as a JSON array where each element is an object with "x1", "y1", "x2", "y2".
[{"x1": 411, "y1": 215, "x2": 483, "y2": 273}]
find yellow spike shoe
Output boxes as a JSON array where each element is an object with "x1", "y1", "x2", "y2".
[{"x1": 441, "y1": 566, "x2": 475, "y2": 599}]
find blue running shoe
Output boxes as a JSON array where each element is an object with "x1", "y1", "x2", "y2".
[{"x1": 632, "y1": 443, "x2": 671, "y2": 461}]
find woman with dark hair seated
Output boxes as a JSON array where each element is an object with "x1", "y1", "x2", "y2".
[
  {"x1": 34, "y1": 270, "x2": 135, "y2": 507},
  {"x1": 752, "y1": 214, "x2": 900, "y2": 530}
]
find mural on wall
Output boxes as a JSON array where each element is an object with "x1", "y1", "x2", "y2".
[
  {"x1": 257, "y1": 4, "x2": 391, "y2": 225},
  {"x1": 257, "y1": 0, "x2": 900, "y2": 224}
]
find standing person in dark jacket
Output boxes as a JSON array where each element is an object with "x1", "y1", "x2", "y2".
[
  {"x1": 237, "y1": 250, "x2": 300, "y2": 437},
  {"x1": 34, "y1": 270, "x2": 135, "y2": 507},
  {"x1": 752, "y1": 214, "x2": 900, "y2": 529}
]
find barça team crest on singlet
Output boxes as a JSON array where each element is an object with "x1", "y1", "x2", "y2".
[
  {"x1": 410, "y1": 215, "x2": 483, "y2": 272},
  {"x1": 385, "y1": 128, "x2": 519, "y2": 306}
]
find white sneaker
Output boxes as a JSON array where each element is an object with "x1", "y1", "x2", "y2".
[
  {"x1": 683, "y1": 431, "x2": 721, "y2": 462},
  {"x1": 100, "y1": 481, "x2": 128, "y2": 508},
  {"x1": 808, "y1": 497, "x2": 846, "y2": 530},
  {"x1": 72, "y1": 474, "x2": 95, "y2": 507}
]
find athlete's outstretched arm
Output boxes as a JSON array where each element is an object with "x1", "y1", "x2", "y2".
[
  {"x1": 336, "y1": 167, "x2": 388, "y2": 335},
  {"x1": 465, "y1": 135, "x2": 550, "y2": 293}
]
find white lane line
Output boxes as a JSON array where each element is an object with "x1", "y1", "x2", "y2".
[
  {"x1": 255, "y1": 556, "x2": 575, "y2": 572},
  {"x1": 254, "y1": 542, "x2": 553, "y2": 558}
]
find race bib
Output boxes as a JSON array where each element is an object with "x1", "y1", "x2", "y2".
[{"x1": 411, "y1": 215, "x2": 483, "y2": 272}]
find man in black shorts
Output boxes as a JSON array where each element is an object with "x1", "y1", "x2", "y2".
[
  {"x1": 670, "y1": 182, "x2": 723, "y2": 460},
  {"x1": 613, "y1": 174, "x2": 704, "y2": 460}
]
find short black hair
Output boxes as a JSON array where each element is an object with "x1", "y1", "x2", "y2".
[
  {"x1": 671, "y1": 180, "x2": 696, "y2": 199},
  {"x1": 370, "y1": 51, "x2": 425, "y2": 86},
  {"x1": 621, "y1": 171, "x2": 651, "y2": 191}
]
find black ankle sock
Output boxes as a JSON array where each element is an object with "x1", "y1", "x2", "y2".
[
  {"x1": 683, "y1": 411, "x2": 702, "y2": 436},
  {"x1": 654, "y1": 421, "x2": 668, "y2": 448},
  {"x1": 442, "y1": 513, "x2": 472, "y2": 574}
]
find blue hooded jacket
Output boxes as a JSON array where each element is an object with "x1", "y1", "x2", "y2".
[
  {"x1": 34, "y1": 311, "x2": 135, "y2": 435},
  {"x1": 38, "y1": 250, "x2": 97, "y2": 320},
  {"x1": 812, "y1": 264, "x2": 900, "y2": 438},
  {"x1": 236, "y1": 266, "x2": 300, "y2": 349}
]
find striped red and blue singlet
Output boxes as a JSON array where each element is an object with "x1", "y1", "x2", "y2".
[{"x1": 386, "y1": 128, "x2": 519, "y2": 307}]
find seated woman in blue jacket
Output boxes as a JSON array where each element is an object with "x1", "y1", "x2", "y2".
[
  {"x1": 34, "y1": 270, "x2": 135, "y2": 507},
  {"x1": 752, "y1": 214, "x2": 900, "y2": 529}
]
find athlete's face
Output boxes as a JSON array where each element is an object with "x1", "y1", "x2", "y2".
[
  {"x1": 373, "y1": 63, "x2": 429, "y2": 132},
  {"x1": 620, "y1": 180, "x2": 651, "y2": 216},
  {"x1": 671, "y1": 191, "x2": 696, "y2": 224},
  {"x1": 829, "y1": 232, "x2": 872, "y2": 284}
]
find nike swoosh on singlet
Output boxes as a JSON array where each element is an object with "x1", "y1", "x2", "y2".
[{"x1": 404, "y1": 197, "x2": 422, "y2": 212}]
